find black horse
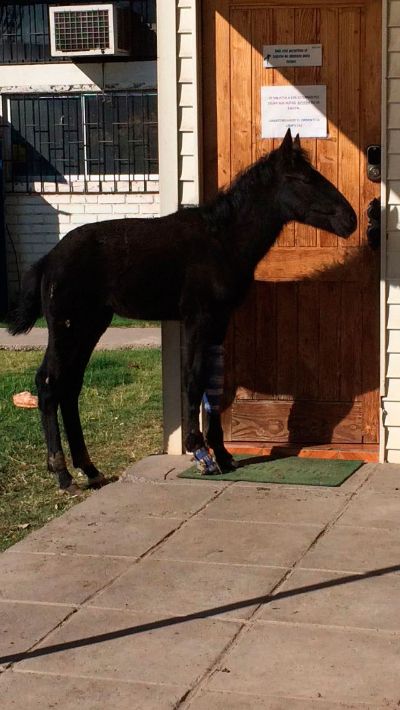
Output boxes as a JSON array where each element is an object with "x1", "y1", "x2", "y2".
[{"x1": 8, "y1": 130, "x2": 357, "y2": 493}]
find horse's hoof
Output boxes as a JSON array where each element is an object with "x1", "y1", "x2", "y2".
[
  {"x1": 59, "y1": 482, "x2": 82, "y2": 497},
  {"x1": 193, "y1": 447, "x2": 221, "y2": 475},
  {"x1": 86, "y1": 474, "x2": 118, "y2": 490},
  {"x1": 214, "y1": 451, "x2": 238, "y2": 472}
]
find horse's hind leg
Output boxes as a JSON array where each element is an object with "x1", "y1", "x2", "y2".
[
  {"x1": 36, "y1": 350, "x2": 77, "y2": 493},
  {"x1": 59, "y1": 313, "x2": 112, "y2": 488}
]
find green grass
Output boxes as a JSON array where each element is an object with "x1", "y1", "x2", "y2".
[
  {"x1": 0, "y1": 348, "x2": 163, "y2": 551},
  {"x1": 0, "y1": 315, "x2": 160, "y2": 329}
]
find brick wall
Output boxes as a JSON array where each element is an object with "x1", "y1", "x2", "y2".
[{"x1": 5, "y1": 188, "x2": 159, "y2": 297}]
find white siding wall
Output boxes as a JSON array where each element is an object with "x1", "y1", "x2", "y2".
[
  {"x1": 177, "y1": 0, "x2": 201, "y2": 207},
  {"x1": 384, "y1": 1, "x2": 400, "y2": 461},
  {"x1": 157, "y1": 0, "x2": 201, "y2": 454}
]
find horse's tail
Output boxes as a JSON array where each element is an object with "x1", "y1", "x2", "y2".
[{"x1": 7, "y1": 256, "x2": 47, "y2": 335}]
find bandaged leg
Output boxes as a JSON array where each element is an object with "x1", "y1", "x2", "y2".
[
  {"x1": 192, "y1": 345, "x2": 224, "y2": 474},
  {"x1": 193, "y1": 345, "x2": 236, "y2": 474}
]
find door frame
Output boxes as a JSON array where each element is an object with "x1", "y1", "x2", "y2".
[{"x1": 157, "y1": 0, "x2": 388, "y2": 461}]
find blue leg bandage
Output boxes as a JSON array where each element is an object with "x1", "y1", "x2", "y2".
[
  {"x1": 193, "y1": 345, "x2": 225, "y2": 475},
  {"x1": 202, "y1": 345, "x2": 224, "y2": 414}
]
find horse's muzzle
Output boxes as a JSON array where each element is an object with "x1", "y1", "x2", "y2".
[{"x1": 336, "y1": 208, "x2": 357, "y2": 237}]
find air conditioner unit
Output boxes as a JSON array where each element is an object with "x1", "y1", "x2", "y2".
[{"x1": 49, "y1": 4, "x2": 130, "y2": 57}]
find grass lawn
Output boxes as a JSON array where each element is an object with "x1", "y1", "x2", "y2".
[
  {"x1": 0, "y1": 315, "x2": 160, "y2": 329},
  {"x1": 0, "y1": 348, "x2": 163, "y2": 551}
]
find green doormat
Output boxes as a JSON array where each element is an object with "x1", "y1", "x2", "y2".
[{"x1": 178, "y1": 456, "x2": 364, "y2": 487}]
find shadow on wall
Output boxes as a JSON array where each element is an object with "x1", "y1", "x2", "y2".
[
  {"x1": 221, "y1": 244, "x2": 380, "y2": 450},
  {"x1": 5, "y1": 192, "x2": 64, "y2": 306}
]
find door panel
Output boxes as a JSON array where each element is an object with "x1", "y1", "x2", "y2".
[{"x1": 203, "y1": 0, "x2": 381, "y2": 449}]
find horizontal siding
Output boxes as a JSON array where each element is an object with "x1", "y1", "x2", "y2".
[
  {"x1": 387, "y1": 330, "x2": 400, "y2": 351},
  {"x1": 387, "y1": 252, "x2": 400, "y2": 278},
  {"x1": 387, "y1": 303, "x2": 400, "y2": 328},
  {"x1": 387, "y1": 231, "x2": 400, "y2": 250},
  {"x1": 179, "y1": 132, "x2": 195, "y2": 155},
  {"x1": 179, "y1": 83, "x2": 194, "y2": 106},
  {"x1": 178, "y1": 7, "x2": 192, "y2": 33},
  {"x1": 176, "y1": 0, "x2": 199, "y2": 208},
  {"x1": 384, "y1": 401, "x2": 400, "y2": 423},
  {"x1": 387, "y1": 182, "x2": 400, "y2": 201},
  {"x1": 385, "y1": 1, "x2": 400, "y2": 457},
  {"x1": 178, "y1": 33, "x2": 193, "y2": 58},
  {"x1": 387, "y1": 426, "x2": 400, "y2": 448},
  {"x1": 387, "y1": 449, "x2": 400, "y2": 462},
  {"x1": 389, "y1": 0, "x2": 400, "y2": 24},
  {"x1": 386, "y1": 377, "x2": 400, "y2": 399},
  {"x1": 387, "y1": 279, "x2": 400, "y2": 301}
]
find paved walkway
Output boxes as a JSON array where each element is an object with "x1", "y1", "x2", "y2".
[
  {"x1": 0, "y1": 327, "x2": 161, "y2": 350},
  {"x1": 1, "y1": 455, "x2": 400, "y2": 708}
]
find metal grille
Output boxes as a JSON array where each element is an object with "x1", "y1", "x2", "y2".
[
  {"x1": 53, "y1": 8, "x2": 111, "y2": 53},
  {"x1": 0, "y1": 2, "x2": 156, "y2": 64},
  {"x1": 4, "y1": 92, "x2": 158, "y2": 192}
]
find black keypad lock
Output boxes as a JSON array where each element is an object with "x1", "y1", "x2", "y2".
[{"x1": 367, "y1": 145, "x2": 381, "y2": 183}]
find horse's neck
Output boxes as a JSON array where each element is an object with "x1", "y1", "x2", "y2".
[
  {"x1": 225, "y1": 185, "x2": 285, "y2": 275},
  {"x1": 204, "y1": 166, "x2": 287, "y2": 278}
]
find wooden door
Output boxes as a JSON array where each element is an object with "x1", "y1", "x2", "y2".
[{"x1": 203, "y1": 0, "x2": 381, "y2": 455}]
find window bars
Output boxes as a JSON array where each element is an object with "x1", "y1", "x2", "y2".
[{"x1": 4, "y1": 92, "x2": 158, "y2": 193}]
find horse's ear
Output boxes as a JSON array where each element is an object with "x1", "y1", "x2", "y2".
[
  {"x1": 293, "y1": 133, "x2": 301, "y2": 151},
  {"x1": 280, "y1": 128, "x2": 293, "y2": 154}
]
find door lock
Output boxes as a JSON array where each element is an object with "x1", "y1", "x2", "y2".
[{"x1": 367, "y1": 145, "x2": 381, "y2": 182}]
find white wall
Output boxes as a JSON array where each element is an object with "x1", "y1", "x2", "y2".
[
  {"x1": 0, "y1": 61, "x2": 156, "y2": 93},
  {"x1": 383, "y1": 0, "x2": 400, "y2": 461},
  {"x1": 0, "y1": 60, "x2": 159, "y2": 298},
  {"x1": 157, "y1": 0, "x2": 202, "y2": 454},
  {"x1": 5, "y1": 190, "x2": 159, "y2": 295},
  {"x1": 177, "y1": 0, "x2": 201, "y2": 207}
]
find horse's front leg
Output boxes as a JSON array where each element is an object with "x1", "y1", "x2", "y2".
[
  {"x1": 182, "y1": 318, "x2": 220, "y2": 474},
  {"x1": 203, "y1": 344, "x2": 237, "y2": 471}
]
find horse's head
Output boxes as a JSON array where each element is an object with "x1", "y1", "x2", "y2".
[{"x1": 273, "y1": 129, "x2": 357, "y2": 237}]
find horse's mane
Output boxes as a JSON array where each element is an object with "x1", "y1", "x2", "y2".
[{"x1": 200, "y1": 145, "x2": 310, "y2": 234}]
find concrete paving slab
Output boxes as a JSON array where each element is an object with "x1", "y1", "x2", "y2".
[
  {"x1": 13, "y1": 512, "x2": 180, "y2": 558},
  {"x1": 207, "y1": 622, "x2": 400, "y2": 706},
  {"x1": 0, "y1": 552, "x2": 129, "y2": 605},
  {"x1": 199, "y1": 485, "x2": 346, "y2": 526},
  {"x1": 334, "y1": 462, "x2": 373, "y2": 492},
  {"x1": 188, "y1": 689, "x2": 376, "y2": 709},
  {"x1": 299, "y1": 524, "x2": 400, "y2": 573},
  {"x1": 336, "y1": 489, "x2": 400, "y2": 530},
  {"x1": 362, "y1": 463, "x2": 400, "y2": 492},
  {"x1": 123, "y1": 454, "x2": 193, "y2": 482},
  {"x1": 0, "y1": 601, "x2": 73, "y2": 660},
  {"x1": 153, "y1": 518, "x2": 322, "y2": 567},
  {"x1": 89, "y1": 558, "x2": 287, "y2": 621},
  {"x1": 2, "y1": 455, "x2": 400, "y2": 708},
  {"x1": 0, "y1": 671, "x2": 185, "y2": 710},
  {"x1": 17, "y1": 607, "x2": 240, "y2": 687},
  {"x1": 259, "y1": 568, "x2": 400, "y2": 631},
  {"x1": 70, "y1": 478, "x2": 221, "y2": 520}
]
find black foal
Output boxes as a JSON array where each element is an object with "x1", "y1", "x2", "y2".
[{"x1": 8, "y1": 130, "x2": 357, "y2": 492}]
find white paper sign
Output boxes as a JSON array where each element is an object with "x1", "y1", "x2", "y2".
[
  {"x1": 261, "y1": 85, "x2": 327, "y2": 138},
  {"x1": 263, "y1": 44, "x2": 322, "y2": 68}
]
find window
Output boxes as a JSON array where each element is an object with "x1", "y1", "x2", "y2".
[
  {"x1": 4, "y1": 92, "x2": 158, "y2": 192},
  {"x1": 0, "y1": 1, "x2": 156, "y2": 64}
]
